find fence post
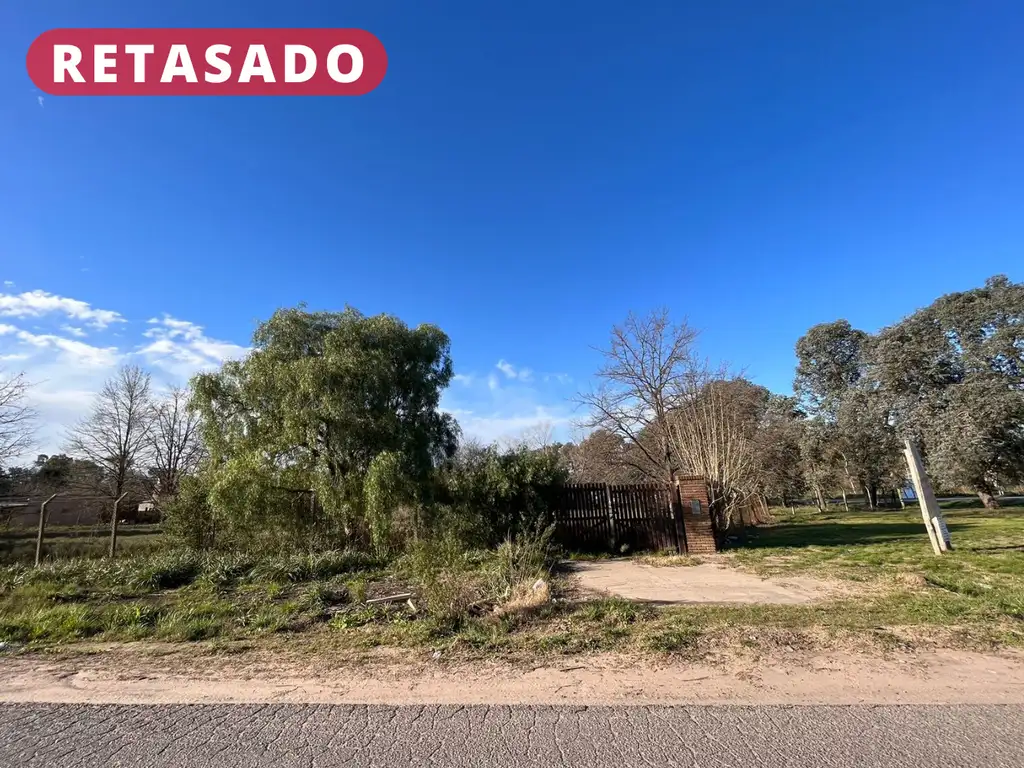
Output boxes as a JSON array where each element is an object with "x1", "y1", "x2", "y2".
[
  {"x1": 35, "y1": 493, "x2": 59, "y2": 568},
  {"x1": 604, "y1": 484, "x2": 617, "y2": 551},
  {"x1": 109, "y1": 492, "x2": 128, "y2": 559}
]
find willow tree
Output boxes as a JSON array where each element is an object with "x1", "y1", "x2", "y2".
[{"x1": 190, "y1": 305, "x2": 459, "y2": 548}]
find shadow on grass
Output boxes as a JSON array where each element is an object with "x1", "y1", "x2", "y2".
[{"x1": 728, "y1": 521, "x2": 971, "y2": 550}]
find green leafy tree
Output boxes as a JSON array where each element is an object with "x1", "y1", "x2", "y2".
[
  {"x1": 794, "y1": 321, "x2": 902, "y2": 509},
  {"x1": 794, "y1": 320, "x2": 868, "y2": 419},
  {"x1": 755, "y1": 395, "x2": 806, "y2": 507},
  {"x1": 872, "y1": 275, "x2": 1024, "y2": 507},
  {"x1": 191, "y1": 306, "x2": 459, "y2": 547}
]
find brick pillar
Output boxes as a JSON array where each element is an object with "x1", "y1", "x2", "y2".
[{"x1": 676, "y1": 476, "x2": 717, "y2": 554}]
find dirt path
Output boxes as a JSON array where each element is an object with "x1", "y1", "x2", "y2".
[
  {"x1": 3, "y1": 645, "x2": 1024, "y2": 706},
  {"x1": 570, "y1": 560, "x2": 835, "y2": 604}
]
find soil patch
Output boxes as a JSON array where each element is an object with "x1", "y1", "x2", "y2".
[
  {"x1": 2, "y1": 644, "x2": 1023, "y2": 705},
  {"x1": 569, "y1": 560, "x2": 836, "y2": 605}
]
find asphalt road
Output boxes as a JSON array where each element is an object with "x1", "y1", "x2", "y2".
[{"x1": 1, "y1": 703, "x2": 1022, "y2": 767}]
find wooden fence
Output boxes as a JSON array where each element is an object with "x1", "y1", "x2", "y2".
[{"x1": 552, "y1": 477, "x2": 717, "y2": 554}]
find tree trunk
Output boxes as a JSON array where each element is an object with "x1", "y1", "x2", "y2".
[
  {"x1": 814, "y1": 487, "x2": 826, "y2": 512},
  {"x1": 977, "y1": 490, "x2": 1000, "y2": 509},
  {"x1": 841, "y1": 488, "x2": 849, "y2": 512},
  {"x1": 897, "y1": 490, "x2": 906, "y2": 510},
  {"x1": 863, "y1": 483, "x2": 877, "y2": 510}
]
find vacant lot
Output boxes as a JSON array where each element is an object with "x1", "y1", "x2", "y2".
[
  {"x1": 0, "y1": 524, "x2": 166, "y2": 564},
  {"x1": 1, "y1": 502, "x2": 1021, "y2": 658}
]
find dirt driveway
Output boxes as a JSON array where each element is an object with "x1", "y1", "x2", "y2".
[{"x1": 569, "y1": 559, "x2": 832, "y2": 604}]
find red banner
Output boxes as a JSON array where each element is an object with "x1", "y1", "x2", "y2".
[{"x1": 27, "y1": 28, "x2": 388, "y2": 96}]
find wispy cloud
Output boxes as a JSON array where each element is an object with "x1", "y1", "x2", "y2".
[
  {"x1": 496, "y1": 359, "x2": 533, "y2": 382},
  {"x1": 8, "y1": 329, "x2": 120, "y2": 368},
  {"x1": 442, "y1": 358, "x2": 578, "y2": 446},
  {"x1": 140, "y1": 315, "x2": 249, "y2": 379},
  {"x1": 37, "y1": 96, "x2": 44, "y2": 108},
  {"x1": 0, "y1": 297, "x2": 249, "y2": 460},
  {"x1": 0, "y1": 289, "x2": 124, "y2": 330}
]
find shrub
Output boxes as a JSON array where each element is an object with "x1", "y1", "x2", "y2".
[
  {"x1": 437, "y1": 444, "x2": 568, "y2": 546},
  {"x1": 162, "y1": 475, "x2": 217, "y2": 550},
  {"x1": 487, "y1": 524, "x2": 557, "y2": 600},
  {"x1": 127, "y1": 552, "x2": 202, "y2": 591},
  {"x1": 364, "y1": 451, "x2": 407, "y2": 557}
]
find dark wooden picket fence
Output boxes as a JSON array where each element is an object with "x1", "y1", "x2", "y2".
[{"x1": 552, "y1": 477, "x2": 717, "y2": 555}]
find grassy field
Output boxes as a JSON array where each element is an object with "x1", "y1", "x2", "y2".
[
  {"x1": 1, "y1": 502, "x2": 1021, "y2": 656},
  {"x1": 0, "y1": 524, "x2": 166, "y2": 564}
]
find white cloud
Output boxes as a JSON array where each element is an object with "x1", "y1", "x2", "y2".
[
  {"x1": 37, "y1": 96, "x2": 44, "y2": 108},
  {"x1": 139, "y1": 315, "x2": 248, "y2": 379},
  {"x1": 0, "y1": 289, "x2": 124, "y2": 329},
  {"x1": 495, "y1": 359, "x2": 533, "y2": 382},
  {"x1": 442, "y1": 359, "x2": 576, "y2": 447},
  {"x1": 452, "y1": 373, "x2": 474, "y2": 386},
  {"x1": 496, "y1": 359, "x2": 517, "y2": 378},
  {"x1": 0, "y1": 299, "x2": 249, "y2": 461},
  {"x1": 2, "y1": 281, "x2": 13, "y2": 288},
  {"x1": 11, "y1": 330, "x2": 120, "y2": 368},
  {"x1": 448, "y1": 407, "x2": 572, "y2": 445}
]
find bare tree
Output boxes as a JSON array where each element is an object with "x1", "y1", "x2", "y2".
[
  {"x1": 150, "y1": 386, "x2": 205, "y2": 499},
  {"x1": 576, "y1": 309, "x2": 699, "y2": 482},
  {"x1": 578, "y1": 309, "x2": 771, "y2": 530},
  {"x1": 561, "y1": 428, "x2": 643, "y2": 484},
  {"x1": 666, "y1": 374, "x2": 770, "y2": 527},
  {"x1": 65, "y1": 365, "x2": 155, "y2": 517},
  {"x1": 512, "y1": 420, "x2": 555, "y2": 451},
  {"x1": 0, "y1": 370, "x2": 36, "y2": 466}
]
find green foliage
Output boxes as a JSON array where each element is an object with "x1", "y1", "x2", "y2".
[
  {"x1": 162, "y1": 474, "x2": 217, "y2": 550},
  {"x1": 794, "y1": 320, "x2": 902, "y2": 505},
  {"x1": 189, "y1": 305, "x2": 459, "y2": 549},
  {"x1": 438, "y1": 443, "x2": 568, "y2": 546},
  {"x1": 126, "y1": 551, "x2": 202, "y2": 591},
  {"x1": 794, "y1": 320, "x2": 868, "y2": 419},
  {"x1": 871, "y1": 275, "x2": 1024, "y2": 503},
  {"x1": 363, "y1": 451, "x2": 406, "y2": 557}
]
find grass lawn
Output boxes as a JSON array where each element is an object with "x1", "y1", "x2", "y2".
[{"x1": 1, "y1": 502, "x2": 1021, "y2": 657}]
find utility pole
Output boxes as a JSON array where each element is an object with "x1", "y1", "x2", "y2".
[
  {"x1": 903, "y1": 439, "x2": 951, "y2": 554},
  {"x1": 35, "y1": 494, "x2": 59, "y2": 567}
]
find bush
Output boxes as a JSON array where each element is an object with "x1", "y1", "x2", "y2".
[
  {"x1": 162, "y1": 475, "x2": 217, "y2": 550},
  {"x1": 486, "y1": 524, "x2": 557, "y2": 600},
  {"x1": 437, "y1": 444, "x2": 567, "y2": 546},
  {"x1": 127, "y1": 551, "x2": 202, "y2": 591},
  {"x1": 249, "y1": 550, "x2": 381, "y2": 583},
  {"x1": 401, "y1": 535, "x2": 487, "y2": 630}
]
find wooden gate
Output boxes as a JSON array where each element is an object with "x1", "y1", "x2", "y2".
[{"x1": 552, "y1": 479, "x2": 715, "y2": 554}]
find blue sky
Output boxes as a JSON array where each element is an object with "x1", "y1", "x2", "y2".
[{"x1": 2, "y1": 1, "x2": 1022, "y2": 454}]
